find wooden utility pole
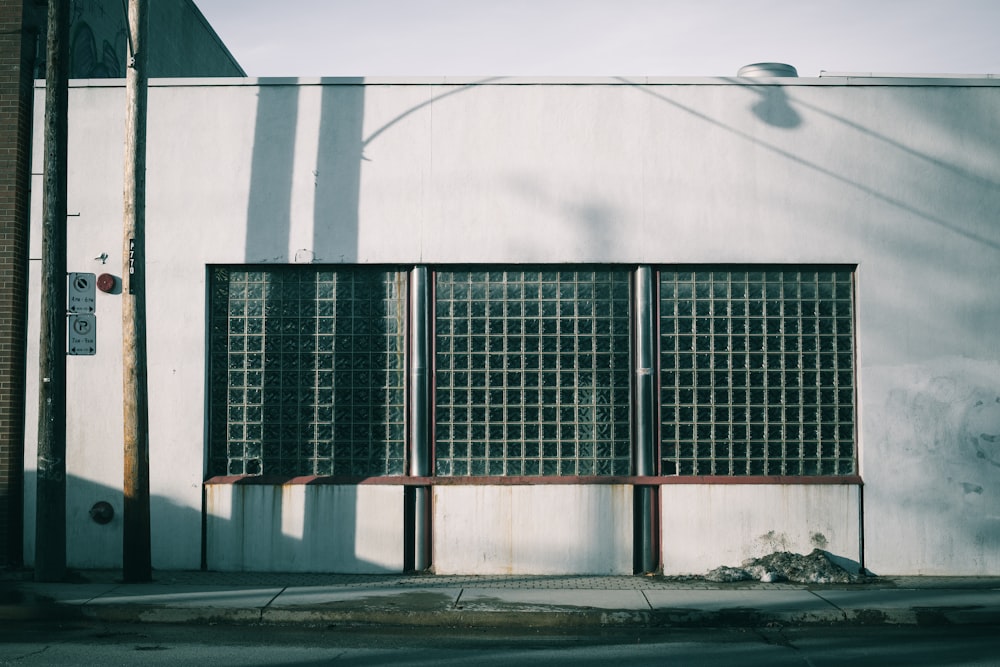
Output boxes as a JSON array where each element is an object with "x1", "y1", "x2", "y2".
[
  {"x1": 34, "y1": 0, "x2": 70, "y2": 584},
  {"x1": 122, "y1": 0, "x2": 151, "y2": 583}
]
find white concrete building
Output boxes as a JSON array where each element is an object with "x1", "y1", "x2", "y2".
[{"x1": 23, "y1": 71, "x2": 1000, "y2": 576}]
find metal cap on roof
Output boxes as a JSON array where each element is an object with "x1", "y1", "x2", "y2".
[{"x1": 738, "y1": 63, "x2": 799, "y2": 78}]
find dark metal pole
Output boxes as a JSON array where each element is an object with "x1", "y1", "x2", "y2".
[
  {"x1": 34, "y1": 0, "x2": 70, "y2": 584},
  {"x1": 633, "y1": 266, "x2": 658, "y2": 574},
  {"x1": 634, "y1": 266, "x2": 656, "y2": 476},
  {"x1": 407, "y1": 266, "x2": 431, "y2": 571},
  {"x1": 122, "y1": 0, "x2": 151, "y2": 583}
]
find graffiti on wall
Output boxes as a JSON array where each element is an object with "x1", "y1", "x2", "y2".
[
  {"x1": 964, "y1": 396, "x2": 1000, "y2": 469},
  {"x1": 875, "y1": 364, "x2": 1000, "y2": 532},
  {"x1": 864, "y1": 362, "x2": 1000, "y2": 571},
  {"x1": 35, "y1": 0, "x2": 127, "y2": 79},
  {"x1": 71, "y1": 22, "x2": 124, "y2": 79},
  {"x1": 70, "y1": 0, "x2": 126, "y2": 79}
]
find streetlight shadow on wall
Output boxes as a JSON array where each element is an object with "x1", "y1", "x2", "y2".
[
  {"x1": 749, "y1": 86, "x2": 802, "y2": 128},
  {"x1": 738, "y1": 62, "x2": 802, "y2": 129}
]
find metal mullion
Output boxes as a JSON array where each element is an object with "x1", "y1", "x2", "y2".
[
  {"x1": 528, "y1": 274, "x2": 542, "y2": 472},
  {"x1": 554, "y1": 274, "x2": 564, "y2": 473},
  {"x1": 456, "y1": 285, "x2": 468, "y2": 465},
  {"x1": 798, "y1": 273, "x2": 812, "y2": 470},
  {"x1": 633, "y1": 267, "x2": 656, "y2": 477},
  {"x1": 815, "y1": 273, "x2": 828, "y2": 472},
  {"x1": 406, "y1": 266, "x2": 432, "y2": 572},
  {"x1": 520, "y1": 274, "x2": 533, "y2": 472},
  {"x1": 501, "y1": 272, "x2": 511, "y2": 473},
  {"x1": 806, "y1": 273, "x2": 819, "y2": 468},
  {"x1": 830, "y1": 293, "x2": 839, "y2": 465},
  {"x1": 501, "y1": 271, "x2": 524, "y2": 475},
  {"x1": 574, "y1": 273, "x2": 583, "y2": 473},
  {"x1": 755, "y1": 274, "x2": 771, "y2": 476},
  {"x1": 585, "y1": 298, "x2": 596, "y2": 473},
  {"x1": 836, "y1": 276, "x2": 850, "y2": 466},
  {"x1": 847, "y1": 271, "x2": 859, "y2": 473},
  {"x1": 658, "y1": 272, "x2": 670, "y2": 474},
  {"x1": 770, "y1": 274, "x2": 784, "y2": 476},
  {"x1": 518, "y1": 271, "x2": 542, "y2": 475},
  {"x1": 564, "y1": 275, "x2": 573, "y2": 475},
  {"x1": 811, "y1": 272, "x2": 825, "y2": 470},
  {"x1": 741, "y1": 273, "x2": 753, "y2": 475},
  {"x1": 408, "y1": 267, "x2": 430, "y2": 477},
  {"x1": 483, "y1": 276, "x2": 494, "y2": 470},
  {"x1": 848, "y1": 275, "x2": 858, "y2": 452},
  {"x1": 778, "y1": 273, "x2": 789, "y2": 476},
  {"x1": 708, "y1": 276, "x2": 717, "y2": 476},
  {"x1": 633, "y1": 266, "x2": 658, "y2": 573},
  {"x1": 459, "y1": 300, "x2": 469, "y2": 464},
  {"x1": 708, "y1": 272, "x2": 719, "y2": 475},
  {"x1": 346, "y1": 275, "x2": 357, "y2": 474},
  {"x1": 791, "y1": 274, "x2": 802, "y2": 459},
  {"x1": 724, "y1": 274, "x2": 740, "y2": 476},
  {"x1": 309, "y1": 276, "x2": 320, "y2": 473},
  {"x1": 790, "y1": 273, "x2": 802, "y2": 476}
]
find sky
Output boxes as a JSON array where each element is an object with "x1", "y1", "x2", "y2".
[{"x1": 194, "y1": 0, "x2": 1000, "y2": 79}]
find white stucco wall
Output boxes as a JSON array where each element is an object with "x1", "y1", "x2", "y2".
[
  {"x1": 433, "y1": 485, "x2": 633, "y2": 574},
  {"x1": 660, "y1": 484, "x2": 862, "y2": 575},
  {"x1": 23, "y1": 76, "x2": 1000, "y2": 574},
  {"x1": 863, "y1": 359, "x2": 1000, "y2": 575}
]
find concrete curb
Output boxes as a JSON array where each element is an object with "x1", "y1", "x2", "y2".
[
  {"x1": 54, "y1": 602, "x2": 1000, "y2": 629},
  {"x1": 1, "y1": 585, "x2": 84, "y2": 622}
]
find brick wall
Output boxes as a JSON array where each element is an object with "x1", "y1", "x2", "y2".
[{"x1": 0, "y1": 0, "x2": 39, "y2": 568}]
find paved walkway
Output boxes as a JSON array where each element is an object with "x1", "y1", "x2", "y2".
[{"x1": 3, "y1": 570, "x2": 1000, "y2": 628}]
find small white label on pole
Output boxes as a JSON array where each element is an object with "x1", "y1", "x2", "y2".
[
  {"x1": 68, "y1": 313, "x2": 97, "y2": 355},
  {"x1": 128, "y1": 238, "x2": 137, "y2": 294}
]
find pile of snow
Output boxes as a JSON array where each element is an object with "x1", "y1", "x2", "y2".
[{"x1": 704, "y1": 549, "x2": 867, "y2": 584}]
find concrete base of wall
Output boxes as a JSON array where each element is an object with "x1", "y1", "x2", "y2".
[
  {"x1": 203, "y1": 482, "x2": 862, "y2": 575},
  {"x1": 660, "y1": 484, "x2": 862, "y2": 575},
  {"x1": 205, "y1": 484, "x2": 404, "y2": 573},
  {"x1": 432, "y1": 485, "x2": 633, "y2": 575}
]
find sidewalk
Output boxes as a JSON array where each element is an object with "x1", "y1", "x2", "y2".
[{"x1": 3, "y1": 570, "x2": 1000, "y2": 629}]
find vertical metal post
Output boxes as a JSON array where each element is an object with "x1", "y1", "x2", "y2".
[
  {"x1": 634, "y1": 267, "x2": 656, "y2": 477},
  {"x1": 633, "y1": 266, "x2": 658, "y2": 573},
  {"x1": 858, "y1": 483, "x2": 867, "y2": 575},
  {"x1": 34, "y1": 0, "x2": 70, "y2": 583},
  {"x1": 122, "y1": 0, "x2": 151, "y2": 583},
  {"x1": 407, "y1": 266, "x2": 431, "y2": 571}
]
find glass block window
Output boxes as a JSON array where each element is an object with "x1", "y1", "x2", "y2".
[
  {"x1": 208, "y1": 267, "x2": 406, "y2": 477},
  {"x1": 435, "y1": 269, "x2": 632, "y2": 477},
  {"x1": 659, "y1": 269, "x2": 855, "y2": 476}
]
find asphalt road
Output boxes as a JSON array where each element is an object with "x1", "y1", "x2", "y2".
[{"x1": 1, "y1": 620, "x2": 999, "y2": 666}]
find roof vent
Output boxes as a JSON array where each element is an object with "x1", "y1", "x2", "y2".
[{"x1": 738, "y1": 63, "x2": 798, "y2": 78}]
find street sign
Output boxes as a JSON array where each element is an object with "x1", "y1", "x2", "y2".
[
  {"x1": 68, "y1": 272, "x2": 96, "y2": 313},
  {"x1": 68, "y1": 313, "x2": 96, "y2": 355}
]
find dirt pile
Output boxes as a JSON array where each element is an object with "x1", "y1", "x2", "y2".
[{"x1": 705, "y1": 549, "x2": 867, "y2": 584}]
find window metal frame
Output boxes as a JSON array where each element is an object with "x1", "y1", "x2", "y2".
[
  {"x1": 205, "y1": 265, "x2": 408, "y2": 479},
  {"x1": 205, "y1": 263, "x2": 860, "y2": 485},
  {"x1": 431, "y1": 266, "x2": 633, "y2": 477},
  {"x1": 657, "y1": 265, "x2": 858, "y2": 478}
]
